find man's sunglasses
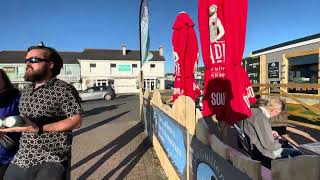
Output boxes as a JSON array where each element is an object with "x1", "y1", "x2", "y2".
[{"x1": 25, "y1": 57, "x2": 51, "y2": 64}]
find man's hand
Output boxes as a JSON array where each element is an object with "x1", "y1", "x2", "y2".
[
  {"x1": 0, "y1": 116, "x2": 39, "y2": 133},
  {"x1": 272, "y1": 130, "x2": 281, "y2": 139}
]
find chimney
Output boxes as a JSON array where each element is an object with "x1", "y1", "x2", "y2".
[
  {"x1": 122, "y1": 43, "x2": 126, "y2": 55},
  {"x1": 159, "y1": 45, "x2": 163, "y2": 56}
]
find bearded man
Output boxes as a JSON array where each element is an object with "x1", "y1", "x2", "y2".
[{"x1": 1, "y1": 43, "x2": 82, "y2": 180}]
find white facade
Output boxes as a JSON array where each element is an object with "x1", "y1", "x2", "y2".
[
  {"x1": 79, "y1": 59, "x2": 165, "y2": 93},
  {"x1": 142, "y1": 61, "x2": 165, "y2": 91}
]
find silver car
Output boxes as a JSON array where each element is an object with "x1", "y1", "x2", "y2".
[{"x1": 79, "y1": 86, "x2": 116, "y2": 101}]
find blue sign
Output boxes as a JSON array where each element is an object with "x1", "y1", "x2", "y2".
[
  {"x1": 197, "y1": 163, "x2": 217, "y2": 180},
  {"x1": 153, "y1": 107, "x2": 187, "y2": 178}
]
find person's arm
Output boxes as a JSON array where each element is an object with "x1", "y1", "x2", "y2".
[
  {"x1": 0, "y1": 114, "x2": 81, "y2": 133},
  {"x1": 0, "y1": 85, "x2": 83, "y2": 133},
  {"x1": 43, "y1": 114, "x2": 81, "y2": 132}
]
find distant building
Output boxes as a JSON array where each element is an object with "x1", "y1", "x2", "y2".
[
  {"x1": 164, "y1": 73, "x2": 174, "y2": 89},
  {"x1": 243, "y1": 33, "x2": 320, "y2": 104},
  {"x1": 0, "y1": 51, "x2": 81, "y2": 89},
  {"x1": 196, "y1": 67, "x2": 204, "y2": 89},
  {"x1": 0, "y1": 44, "x2": 165, "y2": 93},
  {"x1": 79, "y1": 44, "x2": 165, "y2": 93}
]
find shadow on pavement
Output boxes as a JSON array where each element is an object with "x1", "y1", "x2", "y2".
[
  {"x1": 115, "y1": 95, "x2": 135, "y2": 99},
  {"x1": 82, "y1": 103, "x2": 126, "y2": 117},
  {"x1": 73, "y1": 111, "x2": 130, "y2": 137},
  {"x1": 72, "y1": 122, "x2": 144, "y2": 179},
  {"x1": 102, "y1": 138, "x2": 151, "y2": 179}
]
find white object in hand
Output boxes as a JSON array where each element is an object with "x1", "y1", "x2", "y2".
[
  {"x1": 3, "y1": 116, "x2": 25, "y2": 128},
  {"x1": 0, "y1": 118, "x2": 3, "y2": 127}
]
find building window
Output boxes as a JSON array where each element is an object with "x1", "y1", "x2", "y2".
[
  {"x1": 132, "y1": 64, "x2": 138, "y2": 75},
  {"x1": 2, "y1": 67, "x2": 16, "y2": 80},
  {"x1": 288, "y1": 54, "x2": 318, "y2": 94},
  {"x1": 150, "y1": 64, "x2": 156, "y2": 73},
  {"x1": 66, "y1": 66, "x2": 73, "y2": 75},
  {"x1": 94, "y1": 79, "x2": 108, "y2": 87},
  {"x1": 90, "y1": 63, "x2": 96, "y2": 73},
  {"x1": 110, "y1": 63, "x2": 117, "y2": 75}
]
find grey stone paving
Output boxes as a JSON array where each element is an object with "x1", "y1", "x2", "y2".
[{"x1": 71, "y1": 95, "x2": 166, "y2": 180}]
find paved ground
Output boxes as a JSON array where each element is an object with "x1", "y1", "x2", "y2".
[{"x1": 71, "y1": 95, "x2": 166, "y2": 180}]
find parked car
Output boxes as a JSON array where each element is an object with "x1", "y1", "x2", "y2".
[{"x1": 79, "y1": 86, "x2": 116, "y2": 101}]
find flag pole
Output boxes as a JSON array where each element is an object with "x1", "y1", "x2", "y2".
[{"x1": 139, "y1": 0, "x2": 145, "y2": 122}]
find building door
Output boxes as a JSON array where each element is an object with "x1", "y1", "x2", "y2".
[{"x1": 144, "y1": 78, "x2": 157, "y2": 91}]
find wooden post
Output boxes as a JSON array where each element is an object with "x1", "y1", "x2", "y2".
[
  {"x1": 281, "y1": 54, "x2": 289, "y2": 94},
  {"x1": 260, "y1": 55, "x2": 267, "y2": 98},
  {"x1": 185, "y1": 96, "x2": 196, "y2": 180},
  {"x1": 318, "y1": 48, "x2": 320, "y2": 96}
]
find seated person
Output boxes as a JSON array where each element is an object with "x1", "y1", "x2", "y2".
[
  {"x1": 239, "y1": 98, "x2": 302, "y2": 168},
  {"x1": 269, "y1": 100, "x2": 299, "y2": 148},
  {"x1": 257, "y1": 98, "x2": 299, "y2": 148}
]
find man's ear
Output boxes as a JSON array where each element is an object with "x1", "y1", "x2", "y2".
[{"x1": 49, "y1": 62, "x2": 54, "y2": 70}]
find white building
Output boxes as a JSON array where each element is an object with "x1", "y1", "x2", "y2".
[
  {"x1": 79, "y1": 44, "x2": 165, "y2": 93},
  {"x1": 0, "y1": 50, "x2": 82, "y2": 90}
]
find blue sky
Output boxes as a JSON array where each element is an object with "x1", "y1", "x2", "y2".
[{"x1": 0, "y1": 0, "x2": 319, "y2": 73}]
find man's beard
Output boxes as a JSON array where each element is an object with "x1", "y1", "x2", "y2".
[{"x1": 24, "y1": 65, "x2": 50, "y2": 82}]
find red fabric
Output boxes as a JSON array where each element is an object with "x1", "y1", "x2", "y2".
[
  {"x1": 223, "y1": 0, "x2": 256, "y2": 124},
  {"x1": 172, "y1": 12, "x2": 201, "y2": 101},
  {"x1": 198, "y1": 0, "x2": 255, "y2": 124},
  {"x1": 198, "y1": 0, "x2": 227, "y2": 120}
]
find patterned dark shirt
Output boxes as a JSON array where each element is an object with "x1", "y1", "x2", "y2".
[{"x1": 13, "y1": 78, "x2": 82, "y2": 168}]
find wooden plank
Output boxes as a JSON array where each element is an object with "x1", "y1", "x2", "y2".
[
  {"x1": 271, "y1": 155, "x2": 320, "y2": 180},
  {"x1": 288, "y1": 120, "x2": 320, "y2": 131},
  {"x1": 151, "y1": 91, "x2": 185, "y2": 127},
  {"x1": 285, "y1": 49, "x2": 319, "y2": 59},
  {"x1": 153, "y1": 135, "x2": 180, "y2": 180},
  {"x1": 185, "y1": 96, "x2": 196, "y2": 136},
  {"x1": 258, "y1": 93, "x2": 320, "y2": 100},
  {"x1": 318, "y1": 48, "x2": 320, "y2": 96},
  {"x1": 195, "y1": 109, "x2": 210, "y2": 145},
  {"x1": 228, "y1": 146, "x2": 263, "y2": 180},
  {"x1": 255, "y1": 87, "x2": 272, "y2": 96},
  {"x1": 260, "y1": 55, "x2": 267, "y2": 97},
  {"x1": 184, "y1": 97, "x2": 196, "y2": 180},
  {"x1": 279, "y1": 89, "x2": 320, "y2": 116},
  {"x1": 252, "y1": 83, "x2": 320, "y2": 89},
  {"x1": 281, "y1": 54, "x2": 288, "y2": 93},
  {"x1": 172, "y1": 96, "x2": 187, "y2": 128}
]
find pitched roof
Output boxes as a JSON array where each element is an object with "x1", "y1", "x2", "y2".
[
  {"x1": 80, "y1": 49, "x2": 165, "y2": 61},
  {"x1": 0, "y1": 48, "x2": 165, "y2": 64},
  {"x1": 252, "y1": 33, "x2": 320, "y2": 55},
  {"x1": 0, "y1": 51, "x2": 25, "y2": 64},
  {"x1": 0, "y1": 51, "x2": 81, "y2": 64}
]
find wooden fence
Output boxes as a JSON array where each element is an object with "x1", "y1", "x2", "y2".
[
  {"x1": 141, "y1": 90, "x2": 320, "y2": 180},
  {"x1": 252, "y1": 83, "x2": 320, "y2": 118}
]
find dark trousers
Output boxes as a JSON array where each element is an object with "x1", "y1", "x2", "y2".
[
  {"x1": 3, "y1": 161, "x2": 69, "y2": 180},
  {"x1": 252, "y1": 141, "x2": 303, "y2": 169},
  {"x1": 0, "y1": 165, "x2": 8, "y2": 180}
]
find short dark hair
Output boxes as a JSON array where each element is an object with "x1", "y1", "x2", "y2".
[
  {"x1": 27, "y1": 44, "x2": 63, "y2": 77},
  {"x1": 0, "y1": 69, "x2": 19, "y2": 105}
]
